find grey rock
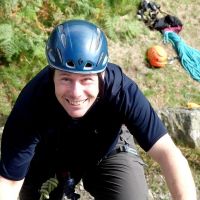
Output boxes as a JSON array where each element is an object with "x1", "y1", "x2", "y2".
[{"x1": 158, "y1": 108, "x2": 200, "y2": 148}]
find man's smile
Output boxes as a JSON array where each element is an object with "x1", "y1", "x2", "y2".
[{"x1": 66, "y1": 98, "x2": 88, "y2": 106}]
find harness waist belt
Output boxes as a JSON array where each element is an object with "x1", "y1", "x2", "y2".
[{"x1": 108, "y1": 144, "x2": 138, "y2": 157}]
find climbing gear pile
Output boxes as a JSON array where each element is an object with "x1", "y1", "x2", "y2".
[
  {"x1": 137, "y1": 0, "x2": 200, "y2": 82},
  {"x1": 137, "y1": 1, "x2": 183, "y2": 68},
  {"x1": 146, "y1": 45, "x2": 168, "y2": 68},
  {"x1": 137, "y1": 0, "x2": 183, "y2": 32}
]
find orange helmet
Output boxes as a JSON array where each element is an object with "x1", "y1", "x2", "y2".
[{"x1": 146, "y1": 45, "x2": 168, "y2": 68}]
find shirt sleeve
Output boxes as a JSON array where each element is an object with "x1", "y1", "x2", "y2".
[
  {"x1": 104, "y1": 65, "x2": 167, "y2": 152},
  {"x1": 0, "y1": 88, "x2": 40, "y2": 181},
  {"x1": 122, "y1": 78, "x2": 167, "y2": 151}
]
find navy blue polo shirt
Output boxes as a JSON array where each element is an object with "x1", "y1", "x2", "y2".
[{"x1": 0, "y1": 63, "x2": 167, "y2": 181}]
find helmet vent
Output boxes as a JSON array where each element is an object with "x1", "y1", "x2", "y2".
[
  {"x1": 84, "y1": 62, "x2": 93, "y2": 70},
  {"x1": 60, "y1": 33, "x2": 67, "y2": 48},
  {"x1": 48, "y1": 49, "x2": 55, "y2": 62},
  {"x1": 66, "y1": 60, "x2": 75, "y2": 69},
  {"x1": 95, "y1": 28, "x2": 101, "y2": 51},
  {"x1": 97, "y1": 52, "x2": 104, "y2": 66},
  {"x1": 102, "y1": 55, "x2": 108, "y2": 65},
  {"x1": 58, "y1": 25, "x2": 64, "y2": 33},
  {"x1": 56, "y1": 48, "x2": 63, "y2": 63}
]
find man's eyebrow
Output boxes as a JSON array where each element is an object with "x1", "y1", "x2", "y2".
[{"x1": 58, "y1": 72, "x2": 95, "y2": 77}]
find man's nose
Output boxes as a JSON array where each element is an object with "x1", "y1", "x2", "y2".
[{"x1": 70, "y1": 81, "x2": 83, "y2": 97}]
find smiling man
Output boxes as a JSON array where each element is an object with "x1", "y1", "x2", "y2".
[{"x1": 0, "y1": 19, "x2": 197, "y2": 200}]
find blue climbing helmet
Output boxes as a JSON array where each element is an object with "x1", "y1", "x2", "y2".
[{"x1": 46, "y1": 19, "x2": 109, "y2": 74}]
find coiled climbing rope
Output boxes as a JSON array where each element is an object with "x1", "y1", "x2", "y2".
[
  {"x1": 163, "y1": 31, "x2": 200, "y2": 82},
  {"x1": 39, "y1": 177, "x2": 59, "y2": 200}
]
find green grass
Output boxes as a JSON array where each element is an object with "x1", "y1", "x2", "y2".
[{"x1": 0, "y1": 60, "x2": 45, "y2": 116}]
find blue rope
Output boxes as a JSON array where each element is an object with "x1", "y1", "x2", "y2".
[{"x1": 163, "y1": 31, "x2": 200, "y2": 82}]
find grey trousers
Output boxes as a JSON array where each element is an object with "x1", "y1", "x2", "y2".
[{"x1": 83, "y1": 149, "x2": 148, "y2": 200}]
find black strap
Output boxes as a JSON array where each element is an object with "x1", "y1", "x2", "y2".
[
  {"x1": 97, "y1": 144, "x2": 139, "y2": 165},
  {"x1": 107, "y1": 144, "x2": 138, "y2": 157}
]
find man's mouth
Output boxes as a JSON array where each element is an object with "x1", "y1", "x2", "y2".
[{"x1": 66, "y1": 99, "x2": 88, "y2": 106}]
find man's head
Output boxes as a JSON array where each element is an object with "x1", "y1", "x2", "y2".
[{"x1": 46, "y1": 19, "x2": 108, "y2": 118}]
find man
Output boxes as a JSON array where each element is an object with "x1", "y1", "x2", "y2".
[{"x1": 0, "y1": 19, "x2": 197, "y2": 200}]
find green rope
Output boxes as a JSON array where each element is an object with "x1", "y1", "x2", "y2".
[{"x1": 39, "y1": 177, "x2": 59, "y2": 200}]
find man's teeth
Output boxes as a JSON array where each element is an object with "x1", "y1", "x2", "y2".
[{"x1": 68, "y1": 99, "x2": 87, "y2": 105}]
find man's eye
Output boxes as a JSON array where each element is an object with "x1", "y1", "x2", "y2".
[
  {"x1": 62, "y1": 78, "x2": 70, "y2": 82},
  {"x1": 85, "y1": 78, "x2": 92, "y2": 81},
  {"x1": 83, "y1": 78, "x2": 93, "y2": 82}
]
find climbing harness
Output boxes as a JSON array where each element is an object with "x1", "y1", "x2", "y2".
[
  {"x1": 106, "y1": 134, "x2": 139, "y2": 158},
  {"x1": 163, "y1": 31, "x2": 200, "y2": 81},
  {"x1": 96, "y1": 133, "x2": 140, "y2": 166},
  {"x1": 107, "y1": 144, "x2": 139, "y2": 157}
]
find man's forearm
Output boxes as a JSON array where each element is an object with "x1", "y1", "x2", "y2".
[
  {"x1": 148, "y1": 134, "x2": 197, "y2": 200},
  {"x1": 160, "y1": 149, "x2": 197, "y2": 200},
  {"x1": 0, "y1": 176, "x2": 24, "y2": 200}
]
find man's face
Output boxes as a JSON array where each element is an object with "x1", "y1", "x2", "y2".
[{"x1": 54, "y1": 70, "x2": 99, "y2": 118}]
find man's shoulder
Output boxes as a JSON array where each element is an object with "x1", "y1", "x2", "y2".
[
  {"x1": 5, "y1": 66, "x2": 57, "y2": 126},
  {"x1": 106, "y1": 62, "x2": 122, "y2": 71},
  {"x1": 21, "y1": 66, "x2": 53, "y2": 94},
  {"x1": 105, "y1": 62, "x2": 123, "y2": 81},
  {"x1": 14, "y1": 66, "x2": 54, "y2": 110},
  {"x1": 105, "y1": 62, "x2": 135, "y2": 88},
  {"x1": 29, "y1": 66, "x2": 53, "y2": 86}
]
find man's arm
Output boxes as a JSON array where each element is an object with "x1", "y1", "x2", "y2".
[
  {"x1": 148, "y1": 133, "x2": 197, "y2": 200},
  {"x1": 0, "y1": 176, "x2": 24, "y2": 200}
]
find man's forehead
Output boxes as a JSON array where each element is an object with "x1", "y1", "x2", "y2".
[{"x1": 55, "y1": 70, "x2": 98, "y2": 77}]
